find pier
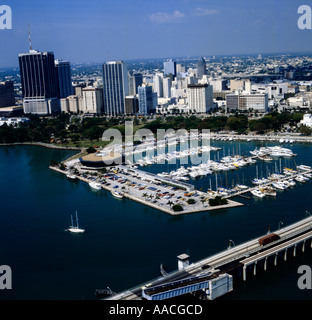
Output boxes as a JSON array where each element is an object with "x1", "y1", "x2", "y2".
[{"x1": 106, "y1": 215, "x2": 312, "y2": 300}]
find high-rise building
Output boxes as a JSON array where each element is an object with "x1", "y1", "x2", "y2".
[
  {"x1": 19, "y1": 50, "x2": 59, "y2": 114},
  {"x1": 196, "y1": 57, "x2": 206, "y2": 79},
  {"x1": 102, "y1": 61, "x2": 129, "y2": 116},
  {"x1": 187, "y1": 83, "x2": 214, "y2": 113},
  {"x1": 82, "y1": 87, "x2": 104, "y2": 114},
  {"x1": 125, "y1": 95, "x2": 139, "y2": 114},
  {"x1": 163, "y1": 77, "x2": 172, "y2": 99},
  {"x1": 128, "y1": 71, "x2": 143, "y2": 95},
  {"x1": 153, "y1": 72, "x2": 163, "y2": 98},
  {"x1": 55, "y1": 59, "x2": 74, "y2": 99},
  {"x1": 164, "y1": 59, "x2": 176, "y2": 77},
  {"x1": 0, "y1": 81, "x2": 15, "y2": 107},
  {"x1": 138, "y1": 84, "x2": 154, "y2": 115}
]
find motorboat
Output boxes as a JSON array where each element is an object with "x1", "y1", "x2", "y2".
[
  {"x1": 111, "y1": 190, "x2": 124, "y2": 199},
  {"x1": 89, "y1": 181, "x2": 102, "y2": 190},
  {"x1": 251, "y1": 188, "x2": 265, "y2": 198}
]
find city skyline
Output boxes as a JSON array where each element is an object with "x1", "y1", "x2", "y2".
[{"x1": 0, "y1": 0, "x2": 312, "y2": 68}]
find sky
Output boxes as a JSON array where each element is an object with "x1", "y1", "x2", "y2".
[{"x1": 0, "y1": 0, "x2": 312, "y2": 67}]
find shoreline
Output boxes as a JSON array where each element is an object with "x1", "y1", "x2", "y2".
[{"x1": 0, "y1": 141, "x2": 82, "y2": 151}]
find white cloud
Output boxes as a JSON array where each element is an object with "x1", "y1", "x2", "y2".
[
  {"x1": 193, "y1": 8, "x2": 219, "y2": 16},
  {"x1": 148, "y1": 10, "x2": 185, "y2": 24}
]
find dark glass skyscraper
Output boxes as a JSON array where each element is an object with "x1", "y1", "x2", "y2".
[
  {"x1": 18, "y1": 50, "x2": 59, "y2": 114},
  {"x1": 102, "y1": 61, "x2": 129, "y2": 116},
  {"x1": 0, "y1": 81, "x2": 15, "y2": 107},
  {"x1": 138, "y1": 84, "x2": 154, "y2": 115},
  {"x1": 55, "y1": 59, "x2": 74, "y2": 99}
]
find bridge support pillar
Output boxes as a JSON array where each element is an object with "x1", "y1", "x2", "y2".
[
  {"x1": 253, "y1": 261, "x2": 257, "y2": 276},
  {"x1": 243, "y1": 265, "x2": 247, "y2": 282},
  {"x1": 284, "y1": 249, "x2": 287, "y2": 262},
  {"x1": 264, "y1": 257, "x2": 267, "y2": 271},
  {"x1": 293, "y1": 245, "x2": 296, "y2": 257},
  {"x1": 274, "y1": 253, "x2": 278, "y2": 266},
  {"x1": 302, "y1": 241, "x2": 305, "y2": 253}
]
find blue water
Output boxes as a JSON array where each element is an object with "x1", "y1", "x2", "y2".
[{"x1": 0, "y1": 142, "x2": 312, "y2": 300}]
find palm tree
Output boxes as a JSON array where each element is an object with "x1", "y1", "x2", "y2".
[{"x1": 167, "y1": 200, "x2": 174, "y2": 209}]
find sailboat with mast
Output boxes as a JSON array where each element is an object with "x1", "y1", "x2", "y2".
[{"x1": 67, "y1": 211, "x2": 85, "y2": 233}]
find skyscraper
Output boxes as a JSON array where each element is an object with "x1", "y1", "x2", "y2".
[
  {"x1": 102, "y1": 61, "x2": 129, "y2": 116},
  {"x1": 164, "y1": 59, "x2": 176, "y2": 77},
  {"x1": 138, "y1": 84, "x2": 154, "y2": 115},
  {"x1": 196, "y1": 57, "x2": 206, "y2": 79},
  {"x1": 187, "y1": 83, "x2": 214, "y2": 113},
  {"x1": 0, "y1": 81, "x2": 15, "y2": 107},
  {"x1": 19, "y1": 50, "x2": 59, "y2": 114},
  {"x1": 55, "y1": 59, "x2": 74, "y2": 99},
  {"x1": 153, "y1": 72, "x2": 163, "y2": 98},
  {"x1": 128, "y1": 71, "x2": 143, "y2": 96}
]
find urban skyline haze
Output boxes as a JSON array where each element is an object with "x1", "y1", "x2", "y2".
[{"x1": 0, "y1": 0, "x2": 311, "y2": 68}]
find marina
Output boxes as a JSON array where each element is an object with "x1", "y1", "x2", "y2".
[{"x1": 51, "y1": 136, "x2": 312, "y2": 217}]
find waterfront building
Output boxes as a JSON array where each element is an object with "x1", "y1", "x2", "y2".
[
  {"x1": 81, "y1": 86, "x2": 104, "y2": 115},
  {"x1": 164, "y1": 59, "x2": 176, "y2": 77},
  {"x1": 18, "y1": 50, "x2": 59, "y2": 114},
  {"x1": 226, "y1": 92, "x2": 268, "y2": 113},
  {"x1": 55, "y1": 59, "x2": 74, "y2": 99},
  {"x1": 102, "y1": 61, "x2": 129, "y2": 116},
  {"x1": 0, "y1": 81, "x2": 15, "y2": 107},
  {"x1": 187, "y1": 83, "x2": 214, "y2": 113}
]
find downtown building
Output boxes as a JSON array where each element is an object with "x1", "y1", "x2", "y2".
[
  {"x1": 0, "y1": 81, "x2": 15, "y2": 107},
  {"x1": 102, "y1": 61, "x2": 129, "y2": 116},
  {"x1": 138, "y1": 84, "x2": 157, "y2": 115},
  {"x1": 187, "y1": 83, "x2": 214, "y2": 113},
  {"x1": 226, "y1": 92, "x2": 268, "y2": 113},
  {"x1": 18, "y1": 50, "x2": 59, "y2": 114},
  {"x1": 55, "y1": 59, "x2": 74, "y2": 99}
]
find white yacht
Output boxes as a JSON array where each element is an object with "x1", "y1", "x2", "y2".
[
  {"x1": 89, "y1": 181, "x2": 102, "y2": 190},
  {"x1": 67, "y1": 211, "x2": 85, "y2": 233},
  {"x1": 66, "y1": 173, "x2": 77, "y2": 180},
  {"x1": 111, "y1": 190, "x2": 124, "y2": 199},
  {"x1": 251, "y1": 188, "x2": 265, "y2": 198}
]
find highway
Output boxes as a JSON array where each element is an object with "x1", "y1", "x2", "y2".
[{"x1": 107, "y1": 215, "x2": 312, "y2": 300}]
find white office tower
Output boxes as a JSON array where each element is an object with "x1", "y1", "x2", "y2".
[
  {"x1": 187, "y1": 83, "x2": 214, "y2": 113},
  {"x1": 163, "y1": 77, "x2": 172, "y2": 98},
  {"x1": 102, "y1": 61, "x2": 129, "y2": 116},
  {"x1": 153, "y1": 72, "x2": 163, "y2": 98},
  {"x1": 82, "y1": 87, "x2": 104, "y2": 114}
]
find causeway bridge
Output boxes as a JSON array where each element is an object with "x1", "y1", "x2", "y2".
[{"x1": 106, "y1": 215, "x2": 312, "y2": 300}]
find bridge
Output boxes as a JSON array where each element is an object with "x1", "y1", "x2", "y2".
[{"x1": 106, "y1": 215, "x2": 312, "y2": 300}]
